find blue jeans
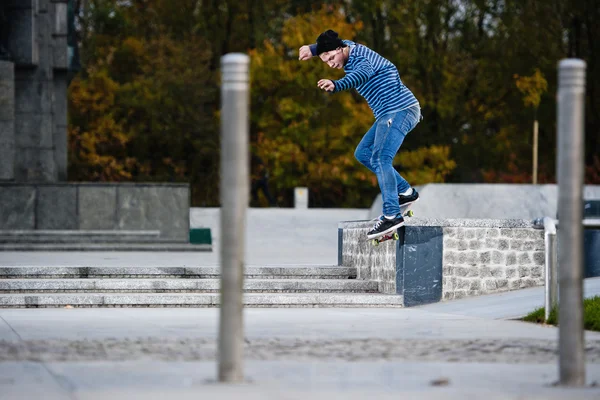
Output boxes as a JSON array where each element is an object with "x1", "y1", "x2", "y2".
[{"x1": 354, "y1": 105, "x2": 421, "y2": 216}]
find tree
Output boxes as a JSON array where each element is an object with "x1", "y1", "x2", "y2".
[
  {"x1": 514, "y1": 68, "x2": 548, "y2": 184},
  {"x1": 70, "y1": 0, "x2": 219, "y2": 204},
  {"x1": 249, "y1": 6, "x2": 457, "y2": 207},
  {"x1": 249, "y1": 7, "x2": 374, "y2": 207},
  {"x1": 68, "y1": 0, "x2": 600, "y2": 208},
  {"x1": 68, "y1": 71, "x2": 134, "y2": 181}
]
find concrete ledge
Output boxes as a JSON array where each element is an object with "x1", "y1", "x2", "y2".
[
  {"x1": 341, "y1": 218, "x2": 537, "y2": 228},
  {"x1": 0, "y1": 278, "x2": 378, "y2": 293},
  {"x1": 0, "y1": 265, "x2": 356, "y2": 278},
  {"x1": 0, "y1": 243, "x2": 210, "y2": 252},
  {"x1": 368, "y1": 183, "x2": 600, "y2": 219},
  {"x1": 0, "y1": 183, "x2": 190, "y2": 240},
  {"x1": 0, "y1": 293, "x2": 404, "y2": 308},
  {"x1": 0, "y1": 230, "x2": 165, "y2": 243},
  {"x1": 339, "y1": 218, "x2": 545, "y2": 306}
]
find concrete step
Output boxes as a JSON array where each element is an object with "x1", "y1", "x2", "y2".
[
  {"x1": 0, "y1": 265, "x2": 356, "y2": 279},
  {"x1": 0, "y1": 243, "x2": 210, "y2": 251},
  {"x1": 0, "y1": 230, "x2": 166, "y2": 243},
  {"x1": 0, "y1": 293, "x2": 403, "y2": 308},
  {"x1": 0, "y1": 278, "x2": 377, "y2": 293}
]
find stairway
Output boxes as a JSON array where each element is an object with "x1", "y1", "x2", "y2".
[
  {"x1": 0, "y1": 230, "x2": 210, "y2": 251},
  {"x1": 0, "y1": 265, "x2": 403, "y2": 308}
]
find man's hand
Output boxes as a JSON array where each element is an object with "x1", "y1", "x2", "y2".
[
  {"x1": 298, "y1": 45, "x2": 313, "y2": 61},
  {"x1": 317, "y1": 79, "x2": 335, "y2": 92}
]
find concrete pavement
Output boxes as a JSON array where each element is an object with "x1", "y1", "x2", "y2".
[
  {"x1": 1, "y1": 307, "x2": 600, "y2": 398},
  {"x1": 2, "y1": 360, "x2": 600, "y2": 400},
  {"x1": 190, "y1": 207, "x2": 370, "y2": 264},
  {"x1": 0, "y1": 208, "x2": 369, "y2": 266},
  {"x1": 5, "y1": 308, "x2": 598, "y2": 342},
  {"x1": 417, "y1": 276, "x2": 600, "y2": 319},
  {"x1": 2, "y1": 208, "x2": 600, "y2": 398}
]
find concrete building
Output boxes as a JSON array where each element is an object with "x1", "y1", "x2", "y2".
[
  {"x1": 0, "y1": 0, "x2": 69, "y2": 182},
  {"x1": 0, "y1": 1, "x2": 194, "y2": 247}
]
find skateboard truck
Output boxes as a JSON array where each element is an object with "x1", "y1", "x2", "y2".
[{"x1": 369, "y1": 208, "x2": 414, "y2": 247}]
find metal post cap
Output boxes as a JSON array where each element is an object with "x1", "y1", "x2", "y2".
[
  {"x1": 558, "y1": 58, "x2": 586, "y2": 69},
  {"x1": 221, "y1": 53, "x2": 250, "y2": 83},
  {"x1": 558, "y1": 59, "x2": 586, "y2": 88}
]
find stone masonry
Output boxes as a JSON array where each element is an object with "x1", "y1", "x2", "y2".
[
  {"x1": 0, "y1": 0, "x2": 69, "y2": 182},
  {"x1": 0, "y1": 60, "x2": 15, "y2": 180},
  {"x1": 0, "y1": 2, "x2": 194, "y2": 245},
  {"x1": 338, "y1": 219, "x2": 546, "y2": 305},
  {"x1": 442, "y1": 227, "x2": 545, "y2": 300},
  {"x1": 340, "y1": 220, "x2": 397, "y2": 294}
]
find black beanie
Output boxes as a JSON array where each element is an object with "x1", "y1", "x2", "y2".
[{"x1": 316, "y1": 30, "x2": 344, "y2": 55}]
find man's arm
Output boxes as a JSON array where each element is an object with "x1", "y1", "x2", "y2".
[
  {"x1": 298, "y1": 44, "x2": 317, "y2": 60},
  {"x1": 332, "y1": 59, "x2": 375, "y2": 92}
]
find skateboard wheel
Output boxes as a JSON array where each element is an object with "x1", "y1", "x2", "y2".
[
  {"x1": 393, "y1": 232, "x2": 399, "y2": 240},
  {"x1": 372, "y1": 239, "x2": 379, "y2": 246},
  {"x1": 407, "y1": 210, "x2": 414, "y2": 217}
]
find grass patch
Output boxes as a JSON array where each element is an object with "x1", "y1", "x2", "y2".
[{"x1": 522, "y1": 296, "x2": 600, "y2": 332}]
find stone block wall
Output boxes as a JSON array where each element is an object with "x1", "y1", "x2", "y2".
[
  {"x1": 338, "y1": 218, "x2": 546, "y2": 306},
  {"x1": 0, "y1": 183, "x2": 190, "y2": 240},
  {"x1": 0, "y1": 61, "x2": 14, "y2": 180},
  {"x1": 2, "y1": 0, "x2": 69, "y2": 182},
  {"x1": 442, "y1": 227, "x2": 545, "y2": 300},
  {"x1": 339, "y1": 221, "x2": 397, "y2": 294},
  {"x1": 368, "y1": 184, "x2": 600, "y2": 220}
]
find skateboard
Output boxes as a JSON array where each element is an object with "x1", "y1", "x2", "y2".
[{"x1": 368, "y1": 206, "x2": 414, "y2": 247}]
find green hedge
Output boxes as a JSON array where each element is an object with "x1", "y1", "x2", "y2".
[{"x1": 523, "y1": 296, "x2": 600, "y2": 332}]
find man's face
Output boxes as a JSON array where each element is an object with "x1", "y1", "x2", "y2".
[{"x1": 319, "y1": 48, "x2": 345, "y2": 69}]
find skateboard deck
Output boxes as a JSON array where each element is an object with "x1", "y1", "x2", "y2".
[{"x1": 368, "y1": 205, "x2": 414, "y2": 247}]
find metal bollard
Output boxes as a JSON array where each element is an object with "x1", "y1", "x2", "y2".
[
  {"x1": 218, "y1": 53, "x2": 250, "y2": 383},
  {"x1": 557, "y1": 58, "x2": 586, "y2": 386},
  {"x1": 294, "y1": 187, "x2": 309, "y2": 209},
  {"x1": 542, "y1": 217, "x2": 558, "y2": 322}
]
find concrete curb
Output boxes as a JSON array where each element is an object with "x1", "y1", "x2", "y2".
[
  {"x1": 0, "y1": 278, "x2": 378, "y2": 293},
  {"x1": 0, "y1": 243, "x2": 211, "y2": 251},
  {"x1": 0, "y1": 265, "x2": 357, "y2": 278},
  {"x1": 0, "y1": 293, "x2": 404, "y2": 307}
]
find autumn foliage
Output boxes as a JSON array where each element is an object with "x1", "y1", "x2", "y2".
[{"x1": 68, "y1": 1, "x2": 600, "y2": 207}]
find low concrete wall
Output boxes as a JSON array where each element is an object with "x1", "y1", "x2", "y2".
[
  {"x1": 338, "y1": 218, "x2": 545, "y2": 306},
  {"x1": 0, "y1": 183, "x2": 190, "y2": 240},
  {"x1": 369, "y1": 184, "x2": 600, "y2": 220}
]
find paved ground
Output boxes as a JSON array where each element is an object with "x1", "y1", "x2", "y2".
[
  {"x1": 368, "y1": 184, "x2": 600, "y2": 219},
  {"x1": 189, "y1": 208, "x2": 370, "y2": 264},
  {"x1": 0, "y1": 208, "x2": 369, "y2": 266},
  {"x1": 1, "y1": 306, "x2": 600, "y2": 399},
  {"x1": 1, "y1": 208, "x2": 600, "y2": 399},
  {"x1": 2, "y1": 360, "x2": 600, "y2": 400},
  {"x1": 417, "y1": 276, "x2": 600, "y2": 319}
]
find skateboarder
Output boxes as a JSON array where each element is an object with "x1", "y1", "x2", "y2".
[{"x1": 298, "y1": 30, "x2": 421, "y2": 239}]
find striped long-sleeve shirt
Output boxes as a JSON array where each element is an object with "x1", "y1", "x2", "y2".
[{"x1": 310, "y1": 40, "x2": 419, "y2": 121}]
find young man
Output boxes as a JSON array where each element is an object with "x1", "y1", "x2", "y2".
[{"x1": 298, "y1": 30, "x2": 421, "y2": 239}]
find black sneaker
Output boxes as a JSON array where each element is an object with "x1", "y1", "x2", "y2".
[
  {"x1": 399, "y1": 188, "x2": 419, "y2": 207},
  {"x1": 367, "y1": 214, "x2": 405, "y2": 239}
]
